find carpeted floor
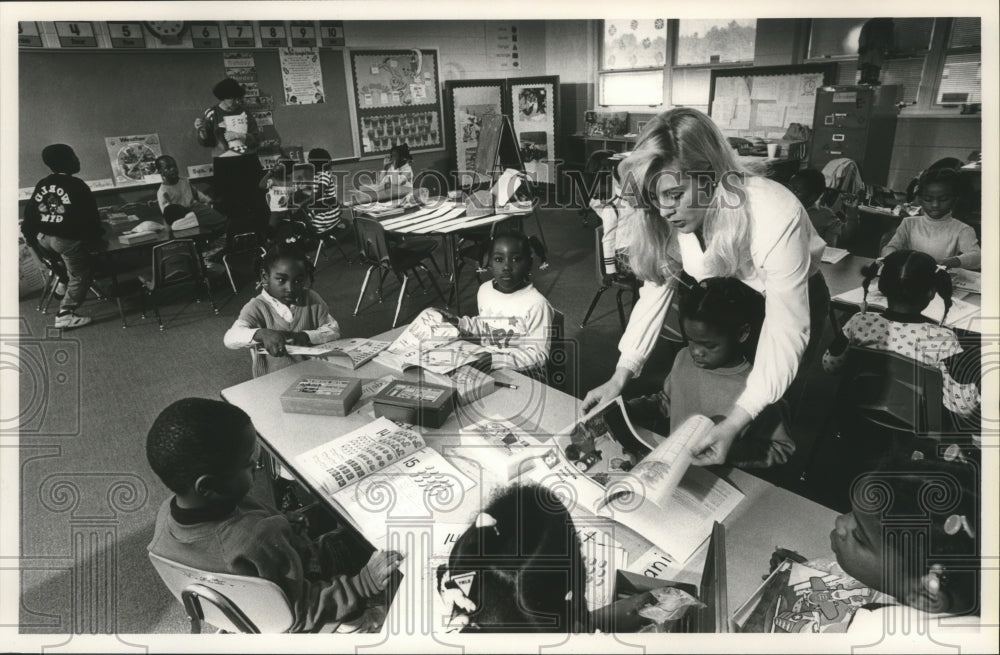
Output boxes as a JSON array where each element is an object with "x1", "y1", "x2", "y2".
[{"x1": 15, "y1": 207, "x2": 838, "y2": 634}]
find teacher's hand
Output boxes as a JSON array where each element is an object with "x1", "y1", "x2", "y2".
[
  {"x1": 690, "y1": 407, "x2": 752, "y2": 466},
  {"x1": 582, "y1": 368, "x2": 632, "y2": 413}
]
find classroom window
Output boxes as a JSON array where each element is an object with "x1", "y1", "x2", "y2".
[
  {"x1": 675, "y1": 19, "x2": 756, "y2": 66},
  {"x1": 936, "y1": 18, "x2": 980, "y2": 105},
  {"x1": 670, "y1": 68, "x2": 711, "y2": 114},
  {"x1": 598, "y1": 19, "x2": 667, "y2": 106},
  {"x1": 808, "y1": 18, "x2": 934, "y2": 59}
]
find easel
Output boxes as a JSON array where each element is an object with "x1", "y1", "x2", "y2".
[{"x1": 470, "y1": 114, "x2": 547, "y2": 250}]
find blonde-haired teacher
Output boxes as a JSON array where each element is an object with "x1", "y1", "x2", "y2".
[{"x1": 583, "y1": 108, "x2": 829, "y2": 466}]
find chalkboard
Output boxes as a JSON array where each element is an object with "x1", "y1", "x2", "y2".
[
  {"x1": 473, "y1": 114, "x2": 521, "y2": 178},
  {"x1": 18, "y1": 49, "x2": 355, "y2": 188}
]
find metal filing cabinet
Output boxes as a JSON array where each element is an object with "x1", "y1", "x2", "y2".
[{"x1": 809, "y1": 85, "x2": 901, "y2": 186}]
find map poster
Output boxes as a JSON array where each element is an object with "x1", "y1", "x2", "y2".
[
  {"x1": 352, "y1": 50, "x2": 438, "y2": 109},
  {"x1": 279, "y1": 47, "x2": 325, "y2": 105},
  {"x1": 104, "y1": 133, "x2": 162, "y2": 187}
]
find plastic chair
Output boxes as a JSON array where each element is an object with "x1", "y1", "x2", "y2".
[
  {"x1": 139, "y1": 239, "x2": 218, "y2": 331},
  {"x1": 148, "y1": 552, "x2": 294, "y2": 634},
  {"x1": 354, "y1": 216, "x2": 446, "y2": 328},
  {"x1": 545, "y1": 309, "x2": 580, "y2": 396},
  {"x1": 222, "y1": 231, "x2": 267, "y2": 294},
  {"x1": 580, "y1": 226, "x2": 640, "y2": 330},
  {"x1": 800, "y1": 346, "x2": 945, "y2": 509}
]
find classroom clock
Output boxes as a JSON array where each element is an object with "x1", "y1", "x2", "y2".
[{"x1": 145, "y1": 21, "x2": 186, "y2": 44}]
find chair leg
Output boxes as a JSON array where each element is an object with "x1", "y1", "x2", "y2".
[
  {"x1": 223, "y1": 254, "x2": 238, "y2": 294},
  {"x1": 392, "y1": 275, "x2": 409, "y2": 328},
  {"x1": 376, "y1": 268, "x2": 387, "y2": 303},
  {"x1": 147, "y1": 290, "x2": 164, "y2": 331},
  {"x1": 354, "y1": 265, "x2": 375, "y2": 316},
  {"x1": 420, "y1": 264, "x2": 447, "y2": 304},
  {"x1": 116, "y1": 297, "x2": 127, "y2": 329},
  {"x1": 203, "y1": 275, "x2": 219, "y2": 315},
  {"x1": 313, "y1": 240, "x2": 323, "y2": 268},
  {"x1": 616, "y1": 288, "x2": 627, "y2": 329},
  {"x1": 332, "y1": 238, "x2": 352, "y2": 265},
  {"x1": 411, "y1": 266, "x2": 428, "y2": 293},
  {"x1": 580, "y1": 286, "x2": 609, "y2": 328},
  {"x1": 39, "y1": 274, "x2": 56, "y2": 313}
]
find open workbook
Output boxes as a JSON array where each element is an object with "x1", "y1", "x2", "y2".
[
  {"x1": 277, "y1": 337, "x2": 391, "y2": 370},
  {"x1": 832, "y1": 286, "x2": 980, "y2": 329},
  {"x1": 525, "y1": 398, "x2": 744, "y2": 565},
  {"x1": 374, "y1": 309, "x2": 490, "y2": 375},
  {"x1": 294, "y1": 417, "x2": 477, "y2": 549}
]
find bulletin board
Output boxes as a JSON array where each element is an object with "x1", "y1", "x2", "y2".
[
  {"x1": 708, "y1": 64, "x2": 837, "y2": 137},
  {"x1": 350, "y1": 48, "x2": 445, "y2": 159},
  {"x1": 18, "y1": 48, "x2": 356, "y2": 190}
]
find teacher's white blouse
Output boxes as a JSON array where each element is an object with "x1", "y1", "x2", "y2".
[{"x1": 617, "y1": 175, "x2": 825, "y2": 418}]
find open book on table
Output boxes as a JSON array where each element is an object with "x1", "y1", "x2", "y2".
[
  {"x1": 525, "y1": 397, "x2": 744, "y2": 565},
  {"x1": 732, "y1": 559, "x2": 888, "y2": 633},
  {"x1": 374, "y1": 309, "x2": 490, "y2": 375},
  {"x1": 832, "y1": 286, "x2": 980, "y2": 329},
  {"x1": 820, "y1": 246, "x2": 849, "y2": 264},
  {"x1": 279, "y1": 337, "x2": 391, "y2": 370},
  {"x1": 295, "y1": 417, "x2": 477, "y2": 548}
]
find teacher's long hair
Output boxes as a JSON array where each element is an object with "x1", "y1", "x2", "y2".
[{"x1": 618, "y1": 108, "x2": 753, "y2": 285}]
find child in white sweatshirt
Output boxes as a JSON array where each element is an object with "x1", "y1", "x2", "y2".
[{"x1": 441, "y1": 231, "x2": 554, "y2": 379}]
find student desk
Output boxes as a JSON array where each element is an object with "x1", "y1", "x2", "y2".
[
  {"x1": 220, "y1": 336, "x2": 840, "y2": 628},
  {"x1": 354, "y1": 201, "x2": 532, "y2": 313}
]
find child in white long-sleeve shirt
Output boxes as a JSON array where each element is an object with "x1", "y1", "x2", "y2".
[
  {"x1": 881, "y1": 168, "x2": 980, "y2": 270},
  {"x1": 441, "y1": 232, "x2": 554, "y2": 378},
  {"x1": 224, "y1": 243, "x2": 341, "y2": 377}
]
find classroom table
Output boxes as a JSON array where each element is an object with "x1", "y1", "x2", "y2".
[
  {"x1": 354, "y1": 200, "x2": 532, "y2": 313},
  {"x1": 220, "y1": 328, "x2": 841, "y2": 632}
]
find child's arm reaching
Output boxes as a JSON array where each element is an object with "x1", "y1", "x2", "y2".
[
  {"x1": 192, "y1": 182, "x2": 213, "y2": 207},
  {"x1": 822, "y1": 313, "x2": 856, "y2": 374}
]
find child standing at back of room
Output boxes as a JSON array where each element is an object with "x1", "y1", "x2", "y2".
[
  {"x1": 439, "y1": 231, "x2": 554, "y2": 379},
  {"x1": 146, "y1": 397, "x2": 403, "y2": 633},
  {"x1": 379, "y1": 143, "x2": 414, "y2": 191},
  {"x1": 882, "y1": 168, "x2": 981, "y2": 269},
  {"x1": 224, "y1": 242, "x2": 341, "y2": 377},
  {"x1": 626, "y1": 277, "x2": 795, "y2": 469},
  {"x1": 822, "y1": 249, "x2": 980, "y2": 421},
  {"x1": 788, "y1": 168, "x2": 845, "y2": 247}
]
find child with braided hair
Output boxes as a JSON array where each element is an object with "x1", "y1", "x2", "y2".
[{"x1": 822, "y1": 249, "x2": 979, "y2": 419}]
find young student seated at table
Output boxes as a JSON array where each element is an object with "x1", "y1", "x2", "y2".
[
  {"x1": 439, "y1": 231, "x2": 554, "y2": 379},
  {"x1": 379, "y1": 142, "x2": 414, "y2": 191},
  {"x1": 788, "y1": 168, "x2": 845, "y2": 247},
  {"x1": 146, "y1": 397, "x2": 403, "y2": 633},
  {"x1": 822, "y1": 250, "x2": 980, "y2": 421},
  {"x1": 626, "y1": 277, "x2": 795, "y2": 469},
  {"x1": 882, "y1": 168, "x2": 981, "y2": 270},
  {"x1": 435, "y1": 484, "x2": 588, "y2": 632},
  {"x1": 223, "y1": 242, "x2": 341, "y2": 378},
  {"x1": 832, "y1": 456, "x2": 980, "y2": 631},
  {"x1": 21, "y1": 143, "x2": 104, "y2": 329},
  {"x1": 156, "y1": 155, "x2": 227, "y2": 257}
]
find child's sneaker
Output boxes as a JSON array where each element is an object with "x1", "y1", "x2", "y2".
[{"x1": 54, "y1": 312, "x2": 92, "y2": 329}]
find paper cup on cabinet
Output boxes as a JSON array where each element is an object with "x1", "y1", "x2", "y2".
[{"x1": 766, "y1": 143, "x2": 779, "y2": 158}]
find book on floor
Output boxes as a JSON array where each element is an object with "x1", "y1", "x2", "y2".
[
  {"x1": 283, "y1": 337, "x2": 391, "y2": 369},
  {"x1": 525, "y1": 397, "x2": 743, "y2": 565},
  {"x1": 295, "y1": 417, "x2": 478, "y2": 548},
  {"x1": 374, "y1": 309, "x2": 490, "y2": 375}
]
